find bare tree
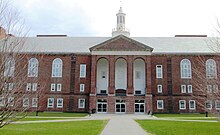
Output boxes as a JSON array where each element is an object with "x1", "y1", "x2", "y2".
[{"x1": 0, "y1": 0, "x2": 45, "y2": 127}]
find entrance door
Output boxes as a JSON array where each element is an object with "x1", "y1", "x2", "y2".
[
  {"x1": 134, "y1": 100, "x2": 145, "y2": 113},
  {"x1": 97, "y1": 99, "x2": 107, "y2": 113},
  {"x1": 115, "y1": 99, "x2": 126, "y2": 113}
]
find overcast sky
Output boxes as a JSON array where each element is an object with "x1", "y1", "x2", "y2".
[{"x1": 13, "y1": 0, "x2": 220, "y2": 37}]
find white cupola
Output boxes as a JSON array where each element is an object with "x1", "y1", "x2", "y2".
[{"x1": 112, "y1": 6, "x2": 130, "y2": 37}]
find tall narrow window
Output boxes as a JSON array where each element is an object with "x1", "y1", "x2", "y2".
[
  {"x1": 4, "y1": 57, "x2": 15, "y2": 77},
  {"x1": 47, "y1": 98, "x2": 54, "y2": 108},
  {"x1": 188, "y1": 85, "x2": 193, "y2": 93},
  {"x1": 80, "y1": 64, "x2": 86, "y2": 78},
  {"x1": 180, "y1": 59, "x2": 191, "y2": 79},
  {"x1": 206, "y1": 59, "x2": 217, "y2": 78},
  {"x1": 78, "y1": 99, "x2": 85, "y2": 108},
  {"x1": 23, "y1": 98, "x2": 29, "y2": 107},
  {"x1": 52, "y1": 58, "x2": 63, "y2": 77},
  {"x1": 157, "y1": 85, "x2": 163, "y2": 93},
  {"x1": 32, "y1": 98, "x2": 38, "y2": 107},
  {"x1": 0, "y1": 97, "x2": 4, "y2": 106},
  {"x1": 156, "y1": 65, "x2": 163, "y2": 78},
  {"x1": 181, "y1": 85, "x2": 186, "y2": 93},
  {"x1": 157, "y1": 100, "x2": 164, "y2": 109},
  {"x1": 205, "y1": 101, "x2": 212, "y2": 110},
  {"x1": 189, "y1": 100, "x2": 196, "y2": 110},
  {"x1": 28, "y1": 58, "x2": 39, "y2": 77},
  {"x1": 57, "y1": 98, "x2": 63, "y2": 108},
  {"x1": 57, "y1": 84, "x2": 62, "y2": 92},
  {"x1": 80, "y1": 84, "x2": 85, "y2": 92},
  {"x1": 179, "y1": 100, "x2": 186, "y2": 110}
]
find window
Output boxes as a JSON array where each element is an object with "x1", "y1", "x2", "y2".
[
  {"x1": 80, "y1": 64, "x2": 86, "y2": 78},
  {"x1": 80, "y1": 84, "x2": 85, "y2": 92},
  {"x1": 181, "y1": 85, "x2": 186, "y2": 93},
  {"x1": 78, "y1": 99, "x2": 85, "y2": 108},
  {"x1": 180, "y1": 59, "x2": 191, "y2": 79},
  {"x1": 0, "y1": 97, "x2": 4, "y2": 106},
  {"x1": 51, "y1": 83, "x2": 55, "y2": 91},
  {"x1": 4, "y1": 57, "x2": 15, "y2": 77},
  {"x1": 179, "y1": 100, "x2": 186, "y2": 110},
  {"x1": 188, "y1": 85, "x2": 193, "y2": 93},
  {"x1": 57, "y1": 84, "x2": 62, "y2": 92},
  {"x1": 32, "y1": 83, "x2": 38, "y2": 91},
  {"x1": 213, "y1": 85, "x2": 218, "y2": 93},
  {"x1": 156, "y1": 65, "x2": 163, "y2": 78},
  {"x1": 8, "y1": 97, "x2": 14, "y2": 106},
  {"x1": 32, "y1": 98, "x2": 38, "y2": 107},
  {"x1": 47, "y1": 98, "x2": 54, "y2": 108},
  {"x1": 207, "y1": 85, "x2": 212, "y2": 93},
  {"x1": 189, "y1": 100, "x2": 196, "y2": 110},
  {"x1": 28, "y1": 58, "x2": 39, "y2": 77},
  {"x1": 206, "y1": 101, "x2": 212, "y2": 110},
  {"x1": 57, "y1": 98, "x2": 63, "y2": 108},
  {"x1": 4, "y1": 83, "x2": 14, "y2": 91},
  {"x1": 157, "y1": 100, "x2": 164, "y2": 109},
  {"x1": 215, "y1": 101, "x2": 220, "y2": 110},
  {"x1": 157, "y1": 85, "x2": 163, "y2": 93},
  {"x1": 52, "y1": 58, "x2": 63, "y2": 77},
  {"x1": 23, "y1": 98, "x2": 29, "y2": 107},
  {"x1": 26, "y1": 83, "x2": 32, "y2": 91},
  {"x1": 206, "y1": 59, "x2": 217, "y2": 78}
]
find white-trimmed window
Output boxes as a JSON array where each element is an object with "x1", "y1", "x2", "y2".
[
  {"x1": 8, "y1": 83, "x2": 14, "y2": 90},
  {"x1": 4, "y1": 57, "x2": 15, "y2": 77},
  {"x1": 28, "y1": 58, "x2": 39, "y2": 77},
  {"x1": 47, "y1": 98, "x2": 54, "y2": 108},
  {"x1": 179, "y1": 100, "x2": 186, "y2": 110},
  {"x1": 51, "y1": 83, "x2": 56, "y2": 91},
  {"x1": 206, "y1": 59, "x2": 217, "y2": 78},
  {"x1": 23, "y1": 98, "x2": 29, "y2": 107},
  {"x1": 32, "y1": 83, "x2": 38, "y2": 91},
  {"x1": 0, "y1": 97, "x2": 4, "y2": 106},
  {"x1": 213, "y1": 85, "x2": 218, "y2": 93},
  {"x1": 181, "y1": 85, "x2": 186, "y2": 93},
  {"x1": 78, "y1": 99, "x2": 85, "y2": 108},
  {"x1": 80, "y1": 84, "x2": 85, "y2": 92},
  {"x1": 207, "y1": 85, "x2": 212, "y2": 93},
  {"x1": 180, "y1": 59, "x2": 191, "y2": 79},
  {"x1": 52, "y1": 58, "x2": 63, "y2": 77},
  {"x1": 26, "y1": 83, "x2": 32, "y2": 91},
  {"x1": 157, "y1": 85, "x2": 162, "y2": 93},
  {"x1": 80, "y1": 64, "x2": 86, "y2": 78},
  {"x1": 57, "y1": 98, "x2": 63, "y2": 108},
  {"x1": 215, "y1": 101, "x2": 220, "y2": 110},
  {"x1": 205, "y1": 101, "x2": 212, "y2": 110},
  {"x1": 32, "y1": 98, "x2": 38, "y2": 107},
  {"x1": 188, "y1": 85, "x2": 193, "y2": 93},
  {"x1": 189, "y1": 100, "x2": 196, "y2": 110},
  {"x1": 156, "y1": 65, "x2": 163, "y2": 78},
  {"x1": 57, "y1": 84, "x2": 62, "y2": 92},
  {"x1": 8, "y1": 97, "x2": 14, "y2": 107},
  {"x1": 157, "y1": 100, "x2": 164, "y2": 109}
]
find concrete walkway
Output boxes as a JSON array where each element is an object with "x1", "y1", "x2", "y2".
[{"x1": 91, "y1": 114, "x2": 149, "y2": 135}]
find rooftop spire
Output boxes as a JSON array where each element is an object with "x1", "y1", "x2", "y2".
[{"x1": 112, "y1": 4, "x2": 130, "y2": 37}]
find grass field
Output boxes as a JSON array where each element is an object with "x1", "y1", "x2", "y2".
[
  {"x1": 137, "y1": 120, "x2": 220, "y2": 135},
  {"x1": 153, "y1": 113, "x2": 207, "y2": 118},
  {"x1": 26, "y1": 112, "x2": 88, "y2": 117},
  {"x1": 18, "y1": 117, "x2": 69, "y2": 121},
  {"x1": 1, "y1": 120, "x2": 107, "y2": 135}
]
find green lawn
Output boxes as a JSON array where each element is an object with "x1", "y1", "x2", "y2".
[
  {"x1": 137, "y1": 120, "x2": 220, "y2": 135},
  {"x1": 153, "y1": 113, "x2": 207, "y2": 118},
  {"x1": 26, "y1": 112, "x2": 88, "y2": 117},
  {"x1": 18, "y1": 117, "x2": 69, "y2": 121},
  {"x1": 1, "y1": 120, "x2": 107, "y2": 135}
]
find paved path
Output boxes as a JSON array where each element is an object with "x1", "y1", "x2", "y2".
[{"x1": 91, "y1": 114, "x2": 149, "y2": 135}]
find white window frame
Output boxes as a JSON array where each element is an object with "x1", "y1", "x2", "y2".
[
  {"x1": 26, "y1": 83, "x2": 32, "y2": 91},
  {"x1": 23, "y1": 98, "x2": 29, "y2": 107},
  {"x1": 181, "y1": 85, "x2": 186, "y2": 93},
  {"x1": 156, "y1": 65, "x2": 163, "y2": 79},
  {"x1": 8, "y1": 83, "x2": 14, "y2": 90},
  {"x1": 206, "y1": 59, "x2": 217, "y2": 79},
  {"x1": 188, "y1": 85, "x2": 192, "y2": 93},
  {"x1": 157, "y1": 84, "x2": 162, "y2": 93},
  {"x1": 80, "y1": 64, "x2": 86, "y2": 78},
  {"x1": 157, "y1": 100, "x2": 164, "y2": 109},
  {"x1": 78, "y1": 99, "x2": 85, "y2": 108},
  {"x1": 213, "y1": 85, "x2": 218, "y2": 93},
  {"x1": 80, "y1": 84, "x2": 85, "y2": 92},
  {"x1": 51, "y1": 83, "x2": 56, "y2": 91},
  {"x1": 189, "y1": 100, "x2": 196, "y2": 110},
  {"x1": 215, "y1": 100, "x2": 220, "y2": 110},
  {"x1": 47, "y1": 98, "x2": 54, "y2": 108},
  {"x1": 207, "y1": 85, "x2": 212, "y2": 93},
  {"x1": 179, "y1": 100, "x2": 186, "y2": 110},
  {"x1": 206, "y1": 101, "x2": 212, "y2": 110},
  {"x1": 32, "y1": 83, "x2": 38, "y2": 91},
  {"x1": 52, "y1": 58, "x2": 63, "y2": 77},
  {"x1": 0, "y1": 97, "x2": 4, "y2": 106},
  {"x1": 8, "y1": 97, "x2": 14, "y2": 107},
  {"x1": 180, "y1": 59, "x2": 192, "y2": 79},
  {"x1": 28, "y1": 58, "x2": 39, "y2": 77},
  {"x1": 57, "y1": 98, "x2": 63, "y2": 108},
  {"x1": 57, "y1": 84, "x2": 62, "y2": 92},
  {"x1": 4, "y1": 57, "x2": 15, "y2": 77},
  {"x1": 32, "y1": 98, "x2": 38, "y2": 107}
]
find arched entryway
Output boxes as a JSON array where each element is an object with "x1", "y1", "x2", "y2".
[{"x1": 115, "y1": 58, "x2": 127, "y2": 90}]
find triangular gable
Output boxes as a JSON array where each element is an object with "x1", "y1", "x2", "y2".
[{"x1": 89, "y1": 35, "x2": 153, "y2": 52}]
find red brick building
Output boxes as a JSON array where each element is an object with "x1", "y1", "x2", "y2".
[{"x1": 1, "y1": 7, "x2": 220, "y2": 114}]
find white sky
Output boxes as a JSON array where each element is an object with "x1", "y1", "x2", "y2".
[{"x1": 13, "y1": 0, "x2": 220, "y2": 37}]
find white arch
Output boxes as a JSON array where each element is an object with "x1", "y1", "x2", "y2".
[
  {"x1": 134, "y1": 59, "x2": 146, "y2": 94},
  {"x1": 28, "y1": 58, "x2": 39, "y2": 77},
  {"x1": 206, "y1": 59, "x2": 217, "y2": 78},
  {"x1": 52, "y1": 58, "x2": 63, "y2": 77},
  {"x1": 115, "y1": 58, "x2": 127, "y2": 90},
  {"x1": 180, "y1": 59, "x2": 192, "y2": 79}
]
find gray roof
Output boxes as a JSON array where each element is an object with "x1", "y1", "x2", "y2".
[{"x1": 9, "y1": 36, "x2": 217, "y2": 54}]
